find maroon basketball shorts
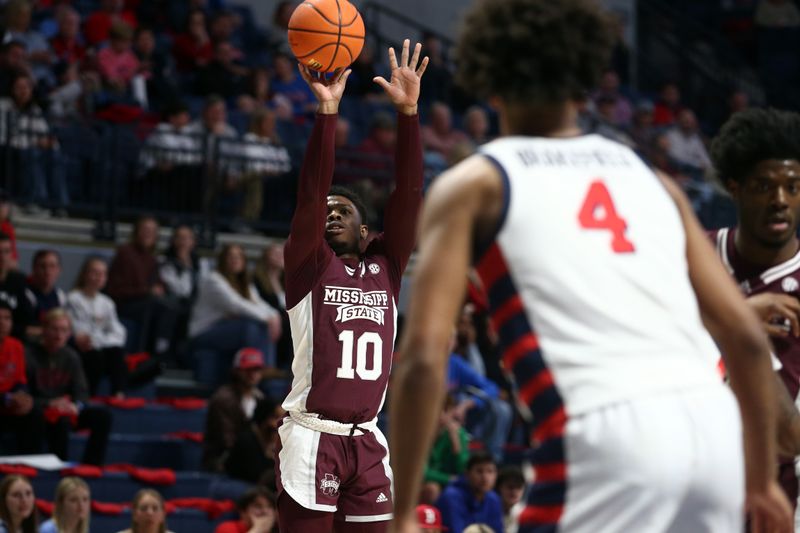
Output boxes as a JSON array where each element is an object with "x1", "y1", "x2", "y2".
[{"x1": 276, "y1": 412, "x2": 393, "y2": 523}]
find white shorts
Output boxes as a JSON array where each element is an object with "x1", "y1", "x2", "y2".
[{"x1": 521, "y1": 385, "x2": 744, "y2": 533}]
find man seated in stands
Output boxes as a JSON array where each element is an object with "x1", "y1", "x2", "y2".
[
  {"x1": 436, "y1": 451, "x2": 504, "y2": 533},
  {"x1": 202, "y1": 347, "x2": 269, "y2": 473},
  {"x1": 225, "y1": 396, "x2": 285, "y2": 488},
  {"x1": 421, "y1": 101, "x2": 469, "y2": 160},
  {"x1": 0, "y1": 233, "x2": 33, "y2": 341},
  {"x1": 26, "y1": 309, "x2": 111, "y2": 465},
  {"x1": 25, "y1": 249, "x2": 66, "y2": 340},
  {"x1": 0, "y1": 301, "x2": 44, "y2": 454}
]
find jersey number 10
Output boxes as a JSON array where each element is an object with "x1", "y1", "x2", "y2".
[
  {"x1": 336, "y1": 330, "x2": 383, "y2": 381},
  {"x1": 578, "y1": 180, "x2": 636, "y2": 253}
]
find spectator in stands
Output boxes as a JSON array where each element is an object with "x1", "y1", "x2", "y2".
[
  {"x1": 84, "y1": 0, "x2": 138, "y2": 47},
  {"x1": 495, "y1": 466, "x2": 525, "y2": 533},
  {"x1": 185, "y1": 94, "x2": 237, "y2": 140},
  {"x1": 159, "y1": 225, "x2": 203, "y2": 354},
  {"x1": 463, "y1": 106, "x2": 490, "y2": 145},
  {"x1": 26, "y1": 309, "x2": 112, "y2": 465},
  {"x1": 50, "y1": 6, "x2": 85, "y2": 65},
  {"x1": 267, "y1": 1, "x2": 294, "y2": 55},
  {"x1": 208, "y1": 10, "x2": 243, "y2": 50},
  {"x1": 215, "y1": 487, "x2": 277, "y2": 533},
  {"x1": 416, "y1": 504, "x2": 444, "y2": 533},
  {"x1": 447, "y1": 346, "x2": 512, "y2": 463},
  {"x1": 39, "y1": 477, "x2": 90, "y2": 533},
  {"x1": 233, "y1": 108, "x2": 291, "y2": 222},
  {"x1": 628, "y1": 100, "x2": 657, "y2": 154},
  {"x1": 225, "y1": 396, "x2": 284, "y2": 487},
  {"x1": 436, "y1": 451, "x2": 504, "y2": 533},
  {"x1": 253, "y1": 243, "x2": 291, "y2": 368},
  {"x1": 592, "y1": 69, "x2": 633, "y2": 127},
  {"x1": 755, "y1": 0, "x2": 800, "y2": 27},
  {"x1": 25, "y1": 249, "x2": 66, "y2": 340},
  {"x1": 203, "y1": 347, "x2": 268, "y2": 472},
  {"x1": 454, "y1": 303, "x2": 486, "y2": 376},
  {"x1": 665, "y1": 108, "x2": 712, "y2": 171},
  {"x1": 237, "y1": 68, "x2": 293, "y2": 121},
  {"x1": 3, "y1": 0, "x2": 53, "y2": 85},
  {"x1": 97, "y1": 22, "x2": 140, "y2": 94},
  {"x1": 349, "y1": 111, "x2": 396, "y2": 209},
  {"x1": 0, "y1": 234, "x2": 33, "y2": 341},
  {"x1": 0, "y1": 41, "x2": 29, "y2": 98},
  {"x1": 172, "y1": 9, "x2": 213, "y2": 73},
  {"x1": 195, "y1": 40, "x2": 248, "y2": 100},
  {"x1": 134, "y1": 27, "x2": 173, "y2": 108},
  {"x1": 106, "y1": 215, "x2": 177, "y2": 359},
  {"x1": 116, "y1": 489, "x2": 174, "y2": 533},
  {"x1": 419, "y1": 32, "x2": 452, "y2": 105},
  {"x1": 0, "y1": 301, "x2": 43, "y2": 454},
  {"x1": 48, "y1": 62, "x2": 88, "y2": 121},
  {"x1": 137, "y1": 101, "x2": 202, "y2": 212},
  {"x1": 66, "y1": 256, "x2": 127, "y2": 397},
  {"x1": 0, "y1": 475, "x2": 37, "y2": 533},
  {"x1": 422, "y1": 101, "x2": 469, "y2": 159},
  {"x1": 271, "y1": 52, "x2": 315, "y2": 120},
  {"x1": 422, "y1": 394, "x2": 470, "y2": 505},
  {"x1": 0, "y1": 72, "x2": 68, "y2": 210},
  {"x1": 653, "y1": 81, "x2": 683, "y2": 126},
  {"x1": 190, "y1": 244, "x2": 279, "y2": 384},
  {"x1": 0, "y1": 192, "x2": 19, "y2": 266}
]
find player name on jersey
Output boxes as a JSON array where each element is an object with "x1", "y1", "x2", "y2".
[
  {"x1": 515, "y1": 146, "x2": 634, "y2": 168},
  {"x1": 323, "y1": 285, "x2": 389, "y2": 325}
]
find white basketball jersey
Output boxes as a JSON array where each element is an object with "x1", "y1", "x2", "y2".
[{"x1": 476, "y1": 135, "x2": 721, "y2": 417}]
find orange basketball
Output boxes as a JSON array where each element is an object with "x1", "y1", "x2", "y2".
[{"x1": 287, "y1": 0, "x2": 365, "y2": 73}]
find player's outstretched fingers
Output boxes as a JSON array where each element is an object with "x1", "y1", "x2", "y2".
[
  {"x1": 417, "y1": 56, "x2": 429, "y2": 78},
  {"x1": 387, "y1": 46, "x2": 398, "y2": 71},
  {"x1": 400, "y1": 38, "x2": 410, "y2": 68},
  {"x1": 372, "y1": 76, "x2": 391, "y2": 92},
  {"x1": 337, "y1": 69, "x2": 352, "y2": 85},
  {"x1": 409, "y1": 41, "x2": 421, "y2": 71}
]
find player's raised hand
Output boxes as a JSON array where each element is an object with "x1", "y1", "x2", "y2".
[
  {"x1": 373, "y1": 39, "x2": 429, "y2": 116},
  {"x1": 747, "y1": 480, "x2": 793, "y2": 533},
  {"x1": 298, "y1": 64, "x2": 352, "y2": 114}
]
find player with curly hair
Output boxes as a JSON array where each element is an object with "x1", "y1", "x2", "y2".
[
  {"x1": 388, "y1": 1, "x2": 792, "y2": 532},
  {"x1": 710, "y1": 107, "x2": 800, "y2": 524}
]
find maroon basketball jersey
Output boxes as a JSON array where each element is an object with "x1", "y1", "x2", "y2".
[
  {"x1": 713, "y1": 227, "x2": 800, "y2": 399},
  {"x1": 283, "y1": 243, "x2": 402, "y2": 423},
  {"x1": 282, "y1": 112, "x2": 422, "y2": 424}
]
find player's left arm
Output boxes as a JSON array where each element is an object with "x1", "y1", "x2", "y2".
[
  {"x1": 372, "y1": 39, "x2": 428, "y2": 273},
  {"x1": 389, "y1": 155, "x2": 504, "y2": 533}
]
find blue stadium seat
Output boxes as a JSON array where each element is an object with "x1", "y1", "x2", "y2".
[
  {"x1": 108, "y1": 404, "x2": 206, "y2": 436},
  {"x1": 68, "y1": 434, "x2": 203, "y2": 470}
]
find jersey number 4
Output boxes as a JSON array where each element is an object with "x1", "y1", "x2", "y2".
[
  {"x1": 578, "y1": 180, "x2": 635, "y2": 253},
  {"x1": 336, "y1": 330, "x2": 382, "y2": 381}
]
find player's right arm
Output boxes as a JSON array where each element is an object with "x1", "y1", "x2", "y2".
[
  {"x1": 284, "y1": 66, "x2": 351, "y2": 306},
  {"x1": 659, "y1": 172, "x2": 792, "y2": 533}
]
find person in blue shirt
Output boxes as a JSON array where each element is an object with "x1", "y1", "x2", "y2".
[
  {"x1": 448, "y1": 351, "x2": 513, "y2": 462},
  {"x1": 436, "y1": 451, "x2": 504, "y2": 533}
]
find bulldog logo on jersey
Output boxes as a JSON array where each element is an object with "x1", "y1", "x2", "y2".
[
  {"x1": 782, "y1": 277, "x2": 799, "y2": 293},
  {"x1": 320, "y1": 473, "x2": 340, "y2": 496},
  {"x1": 323, "y1": 285, "x2": 389, "y2": 325}
]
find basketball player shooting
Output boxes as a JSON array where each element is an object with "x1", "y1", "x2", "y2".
[
  {"x1": 388, "y1": 1, "x2": 791, "y2": 532},
  {"x1": 276, "y1": 39, "x2": 427, "y2": 533}
]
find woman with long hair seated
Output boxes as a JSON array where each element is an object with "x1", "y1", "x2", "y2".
[{"x1": 39, "y1": 477, "x2": 90, "y2": 533}]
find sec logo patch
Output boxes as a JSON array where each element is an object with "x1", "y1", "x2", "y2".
[
  {"x1": 369, "y1": 263, "x2": 380, "y2": 275},
  {"x1": 782, "y1": 277, "x2": 799, "y2": 293}
]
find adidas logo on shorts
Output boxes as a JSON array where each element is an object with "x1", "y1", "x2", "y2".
[{"x1": 375, "y1": 492, "x2": 388, "y2": 503}]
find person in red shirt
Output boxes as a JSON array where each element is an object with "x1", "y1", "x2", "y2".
[
  {"x1": 0, "y1": 300, "x2": 44, "y2": 454},
  {"x1": 172, "y1": 9, "x2": 213, "y2": 73},
  {"x1": 84, "y1": 0, "x2": 138, "y2": 46},
  {"x1": 50, "y1": 6, "x2": 86, "y2": 65},
  {"x1": 215, "y1": 487, "x2": 277, "y2": 533}
]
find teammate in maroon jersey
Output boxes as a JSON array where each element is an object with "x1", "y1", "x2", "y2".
[
  {"x1": 710, "y1": 107, "x2": 800, "y2": 515},
  {"x1": 275, "y1": 39, "x2": 427, "y2": 532}
]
